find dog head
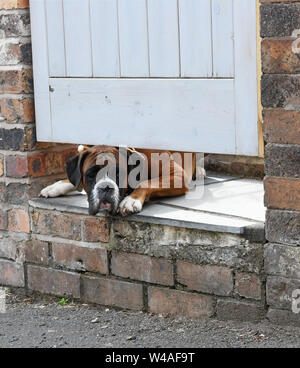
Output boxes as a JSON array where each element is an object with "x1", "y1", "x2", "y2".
[{"x1": 66, "y1": 145, "x2": 145, "y2": 216}]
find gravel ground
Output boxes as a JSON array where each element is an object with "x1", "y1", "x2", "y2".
[{"x1": 1, "y1": 287, "x2": 300, "y2": 348}]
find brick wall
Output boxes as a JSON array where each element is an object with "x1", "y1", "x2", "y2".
[
  {"x1": 22, "y1": 205, "x2": 265, "y2": 321},
  {"x1": 0, "y1": 0, "x2": 77, "y2": 287},
  {"x1": 261, "y1": 0, "x2": 300, "y2": 325}
]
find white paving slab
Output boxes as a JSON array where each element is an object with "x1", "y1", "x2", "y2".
[{"x1": 159, "y1": 179, "x2": 265, "y2": 222}]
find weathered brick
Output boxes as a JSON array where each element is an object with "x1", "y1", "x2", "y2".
[
  {"x1": 112, "y1": 220, "x2": 264, "y2": 274},
  {"x1": 267, "y1": 308, "x2": 300, "y2": 327},
  {"x1": 148, "y1": 287, "x2": 214, "y2": 318},
  {"x1": 27, "y1": 153, "x2": 46, "y2": 177},
  {"x1": 81, "y1": 275, "x2": 144, "y2": 311},
  {"x1": 265, "y1": 144, "x2": 300, "y2": 178},
  {"x1": 0, "y1": 231, "x2": 22, "y2": 260},
  {"x1": 0, "y1": 259, "x2": 24, "y2": 287},
  {"x1": 177, "y1": 261, "x2": 233, "y2": 296},
  {"x1": 27, "y1": 265, "x2": 80, "y2": 298},
  {"x1": 266, "y1": 209, "x2": 300, "y2": 245},
  {"x1": 0, "y1": 42, "x2": 21, "y2": 66},
  {"x1": 23, "y1": 239, "x2": 49, "y2": 265},
  {"x1": 2, "y1": 0, "x2": 29, "y2": 9},
  {"x1": 82, "y1": 217, "x2": 110, "y2": 243},
  {"x1": 266, "y1": 275, "x2": 300, "y2": 311},
  {"x1": 216, "y1": 300, "x2": 263, "y2": 323},
  {"x1": 261, "y1": 75, "x2": 300, "y2": 110},
  {"x1": 0, "y1": 128, "x2": 24, "y2": 151},
  {"x1": 8, "y1": 208, "x2": 30, "y2": 233},
  {"x1": 260, "y1": 3, "x2": 300, "y2": 38},
  {"x1": 265, "y1": 177, "x2": 300, "y2": 211},
  {"x1": 265, "y1": 243, "x2": 300, "y2": 279},
  {"x1": 207, "y1": 154, "x2": 264, "y2": 179},
  {"x1": 235, "y1": 272, "x2": 262, "y2": 300},
  {"x1": 5, "y1": 155, "x2": 28, "y2": 178},
  {"x1": 31, "y1": 210, "x2": 81, "y2": 240},
  {"x1": 111, "y1": 252, "x2": 173, "y2": 286},
  {"x1": 263, "y1": 109, "x2": 300, "y2": 145},
  {"x1": 19, "y1": 42, "x2": 32, "y2": 64},
  {"x1": 44, "y1": 151, "x2": 64, "y2": 175},
  {"x1": 52, "y1": 243, "x2": 108, "y2": 274},
  {"x1": 0, "y1": 98, "x2": 35, "y2": 123},
  {"x1": 262, "y1": 39, "x2": 300, "y2": 74},
  {"x1": 0, "y1": 69, "x2": 33, "y2": 94},
  {"x1": 0, "y1": 13, "x2": 31, "y2": 38},
  {"x1": 5, "y1": 183, "x2": 29, "y2": 205},
  {"x1": 0, "y1": 210, "x2": 7, "y2": 230}
]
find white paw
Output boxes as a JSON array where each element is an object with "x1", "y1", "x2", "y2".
[
  {"x1": 119, "y1": 196, "x2": 142, "y2": 216},
  {"x1": 39, "y1": 181, "x2": 75, "y2": 198}
]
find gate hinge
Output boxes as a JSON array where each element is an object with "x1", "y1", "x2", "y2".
[{"x1": 49, "y1": 85, "x2": 54, "y2": 92}]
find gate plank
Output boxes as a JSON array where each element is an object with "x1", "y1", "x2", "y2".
[
  {"x1": 50, "y1": 78, "x2": 236, "y2": 154},
  {"x1": 212, "y1": 0, "x2": 234, "y2": 77},
  {"x1": 118, "y1": 0, "x2": 149, "y2": 77},
  {"x1": 90, "y1": 0, "x2": 120, "y2": 77},
  {"x1": 234, "y1": 0, "x2": 258, "y2": 155},
  {"x1": 30, "y1": 0, "x2": 52, "y2": 141},
  {"x1": 148, "y1": 0, "x2": 179, "y2": 77},
  {"x1": 63, "y1": 0, "x2": 92, "y2": 76},
  {"x1": 179, "y1": 0, "x2": 212, "y2": 77},
  {"x1": 45, "y1": 0, "x2": 66, "y2": 77}
]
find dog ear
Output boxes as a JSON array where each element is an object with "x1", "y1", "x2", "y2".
[{"x1": 66, "y1": 151, "x2": 89, "y2": 189}]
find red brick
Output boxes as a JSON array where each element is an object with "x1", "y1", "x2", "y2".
[
  {"x1": 8, "y1": 209, "x2": 30, "y2": 233},
  {"x1": 111, "y1": 252, "x2": 173, "y2": 286},
  {"x1": 177, "y1": 261, "x2": 233, "y2": 296},
  {"x1": 2, "y1": 0, "x2": 29, "y2": 9},
  {"x1": 5, "y1": 155, "x2": 28, "y2": 178},
  {"x1": 235, "y1": 272, "x2": 262, "y2": 300},
  {"x1": 262, "y1": 39, "x2": 300, "y2": 74},
  {"x1": 0, "y1": 98, "x2": 34, "y2": 123},
  {"x1": 82, "y1": 217, "x2": 110, "y2": 243},
  {"x1": 0, "y1": 70, "x2": 33, "y2": 94},
  {"x1": 27, "y1": 265, "x2": 80, "y2": 298},
  {"x1": 148, "y1": 287, "x2": 214, "y2": 318},
  {"x1": 264, "y1": 177, "x2": 300, "y2": 211},
  {"x1": 44, "y1": 151, "x2": 64, "y2": 175},
  {"x1": 27, "y1": 154, "x2": 46, "y2": 177},
  {"x1": 81, "y1": 275, "x2": 144, "y2": 311},
  {"x1": 0, "y1": 259, "x2": 24, "y2": 287},
  {"x1": 23, "y1": 239, "x2": 49, "y2": 265},
  {"x1": 52, "y1": 243, "x2": 108, "y2": 274},
  {"x1": 31, "y1": 210, "x2": 81, "y2": 240},
  {"x1": 263, "y1": 109, "x2": 300, "y2": 145}
]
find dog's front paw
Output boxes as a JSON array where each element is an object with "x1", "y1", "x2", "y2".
[
  {"x1": 119, "y1": 196, "x2": 142, "y2": 216},
  {"x1": 39, "y1": 181, "x2": 75, "y2": 198}
]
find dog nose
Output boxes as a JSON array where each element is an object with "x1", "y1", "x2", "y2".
[{"x1": 99, "y1": 185, "x2": 112, "y2": 193}]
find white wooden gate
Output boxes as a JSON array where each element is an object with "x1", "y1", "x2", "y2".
[{"x1": 30, "y1": 0, "x2": 259, "y2": 155}]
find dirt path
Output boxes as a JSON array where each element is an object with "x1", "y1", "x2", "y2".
[{"x1": 0, "y1": 288, "x2": 300, "y2": 348}]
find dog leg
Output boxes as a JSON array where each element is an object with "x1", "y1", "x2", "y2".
[
  {"x1": 119, "y1": 170, "x2": 188, "y2": 216},
  {"x1": 39, "y1": 179, "x2": 76, "y2": 198}
]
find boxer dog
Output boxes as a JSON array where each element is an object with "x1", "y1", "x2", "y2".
[{"x1": 40, "y1": 145, "x2": 205, "y2": 216}]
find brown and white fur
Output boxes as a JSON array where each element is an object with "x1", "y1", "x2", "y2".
[{"x1": 40, "y1": 145, "x2": 205, "y2": 216}]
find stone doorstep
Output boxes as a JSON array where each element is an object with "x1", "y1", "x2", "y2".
[{"x1": 29, "y1": 173, "x2": 265, "y2": 242}]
